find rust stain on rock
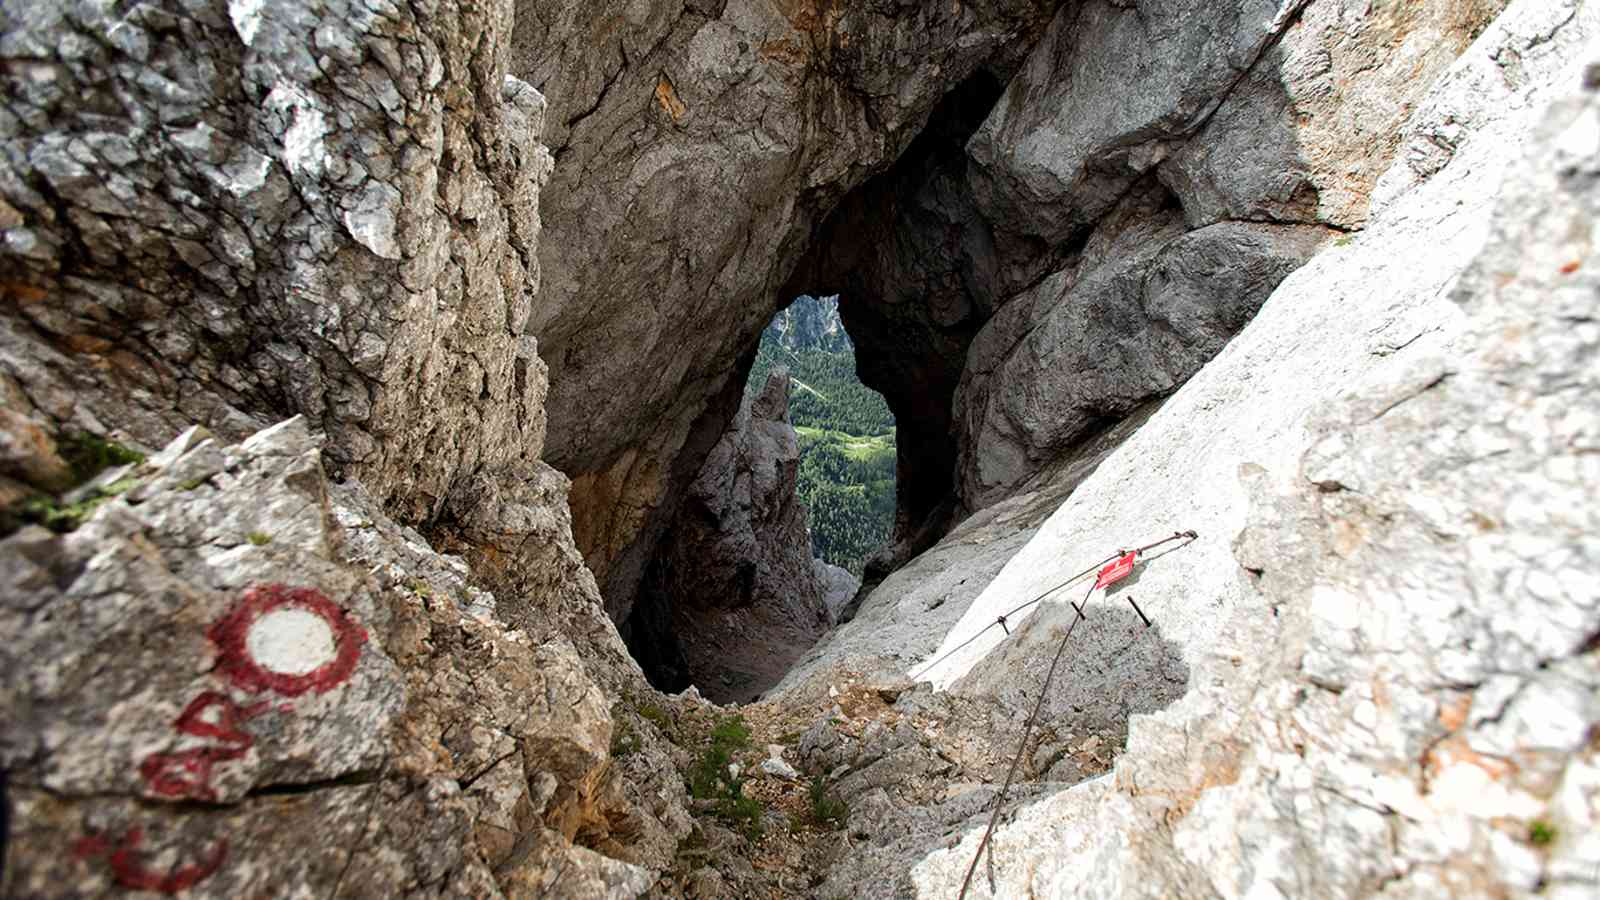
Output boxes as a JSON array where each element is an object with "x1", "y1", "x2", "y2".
[
  {"x1": 64, "y1": 334, "x2": 114, "y2": 354},
  {"x1": 654, "y1": 74, "x2": 686, "y2": 122},
  {"x1": 1, "y1": 281, "x2": 49, "y2": 304},
  {"x1": 1438, "y1": 693, "x2": 1473, "y2": 731},
  {"x1": 1425, "y1": 735, "x2": 1516, "y2": 782}
]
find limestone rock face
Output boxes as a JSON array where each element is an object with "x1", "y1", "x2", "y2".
[
  {"x1": 956, "y1": 199, "x2": 1329, "y2": 508},
  {"x1": 635, "y1": 368, "x2": 830, "y2": 702},
  {"x1": 515, "y1": 0, "x2": 1067, "y2": 617},
  {"x1": 0, "y1": 418, "x2": 677, "y2": 897},
  {"x1": 0, "y1": 0, "x2": 553, "y2": 527},
  {"x1": 946, "y1": 0, "x2": 1511, "y2": 509},
  {"x1": 801, "y1": 2, "x2": 1596, "y2": 894},
  {"x1": 1159, "y1": 0, "x2": 1508, "y2": 229},
  {"x1": 969, "y1": 0, "x2": 1306, "y2": 257}
]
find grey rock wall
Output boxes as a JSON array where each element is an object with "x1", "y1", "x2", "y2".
[
  {"x1": 956, "y1": 199, "x2": 1329, "y2": 508},
  {"x1": 891, "y1": 3, "x2": 1598, "y2": 895},
  {"x1": 0, "y1": 0, "x2": 552, "y2": 527},
  {"x1": 969, "y1": 0, "x2": 1306, "y2": 259},
  {"x1": 944, "y1": 0, "x2": 1508, "y2": 510}
]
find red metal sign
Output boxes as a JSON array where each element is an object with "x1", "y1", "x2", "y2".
[{"x1": 1094, "y1": 552, "x2": 1137, "y2": 589}]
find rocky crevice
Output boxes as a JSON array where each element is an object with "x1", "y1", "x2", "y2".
[{"x1": 627, "y1": 368, "x2": 831, "y2": 703}]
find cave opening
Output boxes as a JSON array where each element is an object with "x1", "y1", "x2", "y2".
[
  {"x1": 624, "y1": 294, "x2": 897, "y2": 704},
  {"x1": 749, "y1": 294, "x2": 898, "y2": 581},
  {"x1": 620, "y1": 69, "x2": 1013, "y2": 704},
  {"x1": 780, "y1": 69, "x2": 1010, "y2": 597}
]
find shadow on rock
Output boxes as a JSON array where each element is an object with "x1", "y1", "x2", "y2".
[{"x1": 952, "y1": 597, "x2": 1190, "y2": 767}]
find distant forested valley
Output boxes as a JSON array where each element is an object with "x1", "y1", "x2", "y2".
[{"x1": 747, "y1": 296, "x2": 895, "y2": 575}]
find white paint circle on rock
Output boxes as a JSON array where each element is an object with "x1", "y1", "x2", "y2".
[{"x1": 245, "y1": 607, "x2": 338, "y2": 676}]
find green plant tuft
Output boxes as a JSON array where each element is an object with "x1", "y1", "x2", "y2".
[
  {"x1": 1529, "y1": 820, "x2": 1557, "y2": 846},
  {"x1": 247, "y1": 530, "x2": 272, "y2": 546},
  {"x1": 715, "y1": 792, "x2": 764, "y2": 841},
  {"x1": 610, "y1": 718, "x2": 640, "y2": 759},
  {"x1": 685, "y1": 712, "x2": 763, "y2": 840},
  {"x1": 688, "y1": 743, "x2": 733, "y2": 800},
  {"x1": 708, "y1": 714, "x2": 751, "y2": 749},
  {"x1": 16, "y1": 475, "x2": 143, "y2": 534},
  {"x1": 56, "y1": 432, "x2": 144, "y2": 484},
  {"x1": 805, "y1": 775, "x2": 849, "y2": 831},
  {"x1": 636, "y1": 701, "x2": 675, "y2": 739}
]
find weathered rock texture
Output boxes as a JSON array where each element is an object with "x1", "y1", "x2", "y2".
[
  {"x1": 0, "y1": 2, "x2": 700, "y2": 893},
  {"x1": 772, "y1": 0, "x2": 1504, "y2": 579},
  {"x1": 1, "y1": 418, "x2": 683, "y2": 897},
  {"x1": 515, "y1": 0, "x2": 1067, "y2": 619},
  {"x1": 952, "y1": 0, "x2": 1507, "y2": 510},
  {"x1": 0, "y1": 0, "x2": 552, "y2": 527},
  {"x1": 955, "y1": 189, "x2": 1328, "y2": 508},
  {"x1": 813, "y1": 557, "x2": 858, "y2": 623},
  {"x1": 633, "y1": 369, "x2": 830, "y2": 703},
  {"x1": 769, "y1": 294, "x2": 852, "y2": 355},
  {"x1": 791, "y1": 2, "x2": 1596, "y2": 895}
]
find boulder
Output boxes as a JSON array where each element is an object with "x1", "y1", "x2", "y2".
[
  {"x1": 968, "y1": 1, "x2": 1305, "y2": 256},
  {"x1": 956, "y1": 197, "x2": 1329, "y2": 507},
  {"x1": 813, "y1": 557, "x2": 859, "y2": 624}
]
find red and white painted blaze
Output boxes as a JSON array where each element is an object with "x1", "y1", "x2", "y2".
[
  {"x1": 108, "y1": 584, "x2": 369, "y2": 889},
  {"x1": 245, "y1": 606, "x2": 337, "y2": 676},
  {"x1": 207, "y1": 584, "x2": 366, "y2": 697}
]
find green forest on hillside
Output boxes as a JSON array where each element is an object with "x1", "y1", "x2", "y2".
[
  {"x1": 749, "y1": 345, "x2": 895, "y2": 437},
  {"x1": 748, "y1": 297, "x2": 895, "y2": 575}
]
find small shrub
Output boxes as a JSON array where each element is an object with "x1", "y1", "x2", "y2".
[
  {"x1": 610, "y1": 718, "x2": 640, "y2": 759},
  {"x1": 247, "y1": 531, "x2": 272, "y2": 546},
  {"x1": 709, "y1": 714, "x2": 752, "y2": 749},
  {"x1": 688, "y1": 743, "x2": 733, "y2": 800},
  {"x1": 17, "y1": 476, "x2": 142, "y2": 534},
  {"x1": 715, "y1": 792, "x2": 764, "y2": 841},
  {"x1": 685, "y1": 712, "x2": 763, "y2": 840},
  {"x1": 1529, "y1": 820, "x2": 1557, "y2": 846}
]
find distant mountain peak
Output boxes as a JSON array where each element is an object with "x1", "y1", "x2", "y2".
[{"x1": 768, "y1": 295, "x2": 852, "y2": 354}]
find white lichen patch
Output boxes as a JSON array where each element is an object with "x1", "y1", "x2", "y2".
[
  {"x1": 228, "y1": 0, "x2": 267, "y2": 47},
  {"x1": 343, "y1": 180, "x2": 402, "y2": 260},
  {"x1": 246, "y1": 608, "x2": 337, "y2": 675}
]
